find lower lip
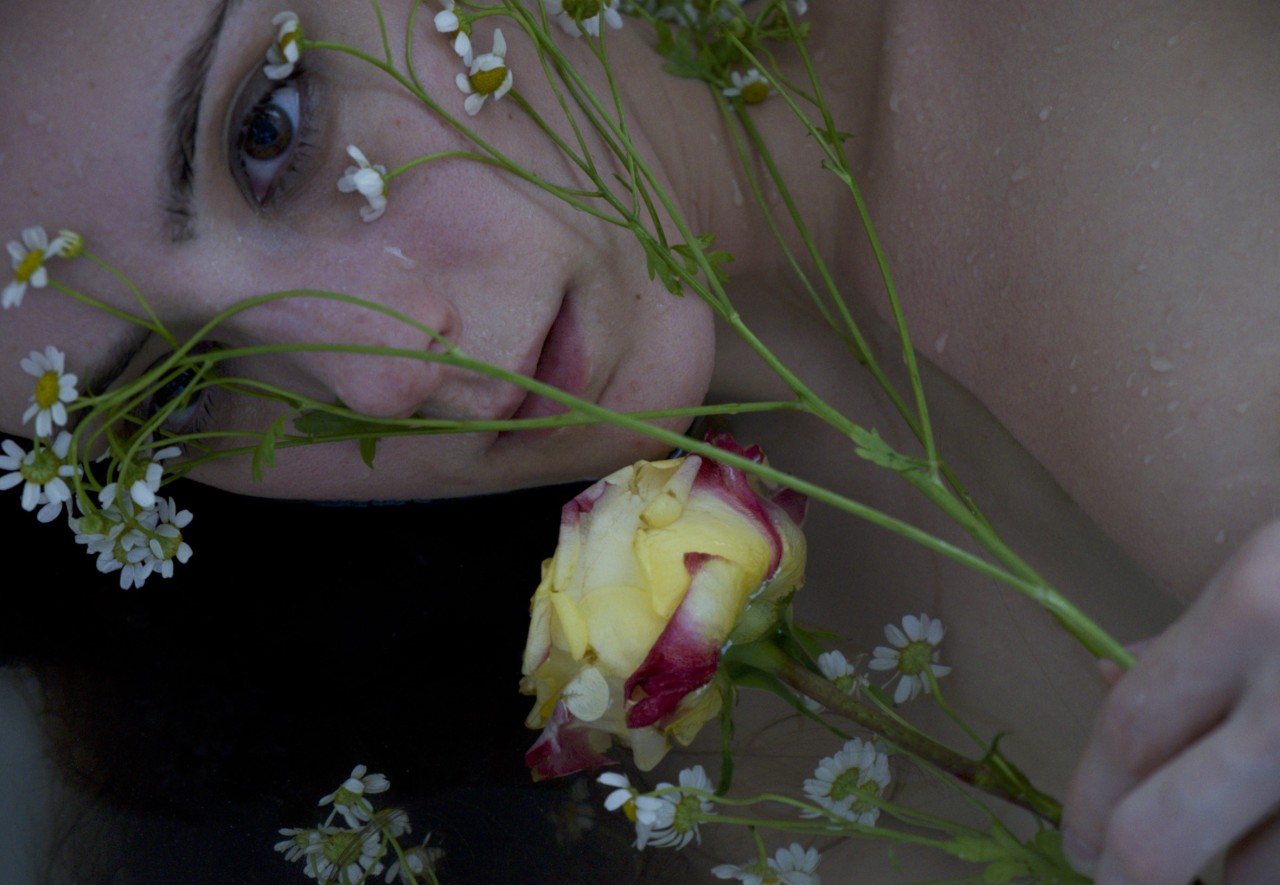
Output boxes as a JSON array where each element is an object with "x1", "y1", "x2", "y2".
[{"x1": 505, "y1": 298, "x2": 588, "y2": 434}]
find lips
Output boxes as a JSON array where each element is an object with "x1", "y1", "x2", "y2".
[{"x1": 508, "y1": 296, "x2": 588, "y2": 424}]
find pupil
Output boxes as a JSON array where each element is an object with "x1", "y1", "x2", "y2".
[
  {"x1": 244, "y1": 104, "x2": 291, "y2": 161},
  {"x1": 150, "y1": 368, "x2": 197, "y2": 416}
]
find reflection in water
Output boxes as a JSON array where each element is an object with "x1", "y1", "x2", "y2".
[{"x1": 0, "y1": 475, "x2": 695, "y2": 884}]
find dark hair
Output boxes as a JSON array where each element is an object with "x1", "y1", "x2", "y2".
[{"x1": 2, "y1": 467, "x2": 668, "y2": 883}]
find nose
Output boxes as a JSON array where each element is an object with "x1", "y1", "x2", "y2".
[{"x1": 230, "y1": 288, "x2": 462, "y2": 420}]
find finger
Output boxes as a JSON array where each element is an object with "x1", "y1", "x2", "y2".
[
  {"x1": 1090, "y1": 672, "x2": 1280, "y2": 885},
  {"x1": 1064, "y1": 524, "x2": 1280, "y2": 868},
  {"x1": 1097, "y1": 638, "x2": 1157, "y2": 687},
  {"x1": 1226, "y1": 810, "x2": 1280, "y2": 885}
]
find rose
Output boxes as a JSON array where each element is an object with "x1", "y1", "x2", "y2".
[{"x1": 520, "y1": 433, "x2": 807, "y2": 780}]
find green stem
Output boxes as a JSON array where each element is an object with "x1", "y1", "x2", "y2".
[{"x1": 736, "y1": 641, "x2": 1063, "y2": 825}]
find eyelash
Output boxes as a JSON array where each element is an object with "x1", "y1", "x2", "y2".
[{"x1": 234, "y1": 69, "x2": 315, "y2": 206}]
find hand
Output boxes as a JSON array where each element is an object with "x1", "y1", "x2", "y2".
[{"x1": 1063, "y1": 521, "x2": 1280, "y2": 885}]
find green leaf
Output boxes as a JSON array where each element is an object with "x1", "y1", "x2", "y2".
[
  {"x1": 851, "y1": 426, "x2": 927, "y2": 473},
  {"x1": 294, "y1": 409, "x2": 400, "y2": 439},
  {"x1": 251, "y1": 414, "x2": 288, "y2": 482},
  {"x1": 359, "y1": 436, "x2": 379, "y2": 469}
]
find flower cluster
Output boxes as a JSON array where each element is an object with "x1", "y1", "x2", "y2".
[
  {"x1": 4, "y1": 227, "x2": 198, "y2": 589},
  {"x1": 802, "y1": 737, "x2": 892, "y2": 827},
  {"x1": 275, "y1": 765, "x2": 441, "y2": 884}
]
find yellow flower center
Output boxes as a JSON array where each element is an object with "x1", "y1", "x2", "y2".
[
  {"x1": 15, "y1": 248, "x2": 44, "y2": 283},
  {"x1": 153, "y1": 530, "x2": 185, "y2": 562},
  {"x1": 34, "y1": 370, "x2": 61, "y2": 409},
  {"x1": 470, "y1": 66, "x2": 508, "y2": 96},
  {"x1": 279, "y1": 30, "x2": 299, "y2": 55},
  {"x1": 742, "y1": 81, "x2": 770, "y2": 105},
  {"x1": 563, "y1": 0, "x2": 603, "y2": 19}
]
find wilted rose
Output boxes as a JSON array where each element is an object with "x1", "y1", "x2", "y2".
[{"x1": 520, "y1": 434, "x2": 807, "y2": 779}]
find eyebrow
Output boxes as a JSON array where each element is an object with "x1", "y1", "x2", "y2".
[{"x1": 163, "y1": 0, "x2": 242, "y2": 242}]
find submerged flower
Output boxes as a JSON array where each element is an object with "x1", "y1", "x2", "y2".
[
  {"x1": 337, "y1": 145, "x2": 389, "y2": 222},
  {"x1": 304, "y1": 826, "x2": 386, "y2": 883},
  {"x1": 642, "y1": 765, "x2": 715, "y2": 850},
  {"x1": 20, "y1": 345, "x2": 78, "y2": 437},
  {"x1": 546, "y1": 0, "x2": 624, "y2": 37},
  {"x1": 0, "y1": 431, "x2": 77, "y2": 523},
  {"x1": 434, "y1": 0, "x2": 473, "y2": 63},
  {"x1": 867, "y1": 613, "x2": 952, "y2": 703},
  {"x1": 319, "y1": 764, "x2": 391, "y2": 828},
  {"x1": 801, "y1": 737, "x2": 891, "y2": 827},
  {"x1": 4, "y1": 226, "x2": 67, "y2": 309},
  {"x1": 521, "y1": 434, "x2": 807, "y2": 779},
  {"x1": 723, "y1": 69, "x2": 771, "y2": 105},
  {"x1": 712, "y1": 842, "x2": 823, "y2": 885},
  {"x1": 264, "y1": 11, "x2": 302, "y2": 80},
  {"x1": 456, "y1": 28, "x2": 513, "y2": 116},
  {"x1": 384, "y1": 833, "x2": 443, "y2": 884}
]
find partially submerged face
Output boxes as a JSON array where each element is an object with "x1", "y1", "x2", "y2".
[{"x1": 0, "y1": 0, "x2": 716, "y2": 499}]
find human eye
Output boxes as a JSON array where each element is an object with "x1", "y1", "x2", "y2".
[
  {"x1": 139, "y1": 346, "x2": 223, "y2": 439},
  {"x1": 231, "y1": 69, "x2": 315, "y2": 206}
]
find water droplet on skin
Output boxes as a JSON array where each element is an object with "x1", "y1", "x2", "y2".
[
  {"x1": 1235, "y1": 402, "x2": 1250, "y2": 413},
  {"x1": 1140, "y1": 387, "x2": 1150, "y2": 397},
  {"x1": 1166, "y1": 34, "x2": 1180, "y2": 47},
  {"x1": 1068, "y1": 354, "x2": 1078, "y2": 370},
  {"x1": 1143, "y1": 454, "x2": 1154, "y2": 465},
  {"x1": 1150, "y1": 157, "x2": 1162, "y2": 170},
  {"x1": 1164, "y1": 426, "x2": 1183, "y2": 438},
  {"x1": 1111, "y1": 38, "x2": 1122, "y2": 50},
  {"x1": 730, "y1": 177, "x2": 744, "y2": 207},
  {"x1": 1149, "y1": 355, "x2": 1175, "y2": 373},
  {"x1": 1010, "y1": 164, "x2": 1033, "y2": 183},
  {"x1": 1215, "y1": 529, "x2": 1227, "y2": 544},
  {"x1": 1039, "y1": 105, "x2": 1053, "y2": 121},
  {"x1": 1135, "y1": 262, "x2": 1149, "y2": 273},
  {"x1": 934, "y1": 332, "x2": 948, "y2": 354},
  {"x1": 889, "y1": 91, "x2": 902, "y2": 114},
  {"x1": 383, "y1": 245, "x2": 416, "y2": 268},
  {"x1": 1166, "y1": 400, "x2": 1180, "y2": 413},
  {"x1": 1068, "y1": 384, "x2": 1078, "y2": 394}
]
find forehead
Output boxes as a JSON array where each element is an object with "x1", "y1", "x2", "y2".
[
  {"x1": 1, "y1": 0, "x2": 234, "y2": 246},
  {"x1": 0, "y1": 0, "x2": 239, "y2": 433}
]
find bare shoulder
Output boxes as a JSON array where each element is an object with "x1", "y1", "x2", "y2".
[{"x1": 861, "y1": 0, "x2": 1280, "y2": 597}]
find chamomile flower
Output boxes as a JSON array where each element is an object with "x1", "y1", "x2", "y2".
[
  {"x1": 867, "y1": 613, "x2": 952, "y2": 704},
  {"x1": 264, "y1": 11, "x2": 302, "y2": 80},
  {"x1": 434, "y1": 0, "x2": 473, "y2": 64},
  {"x1": 546, "y1": 0, "x2": 624, "y2": 38},
  {"x1": 98, "y1": 444, "x2": 182, "y2": 513},
  {"x1": 20, "y1": 346, "x2": 78, "y2": 437},
  {"x1": 723, "y1": 69, "x2": 771, "y2": 105},
  {"x1": 93, "y1": 517, "x2": 158, "y2": 590},
  {"x1": 5, "y1": 226, "x2": 68, "y2": 309},
  {"x1": 384, "y1": 833, "x2": 444, "y2": 884},
  {"x1": 643, "y1": 765, "x2": 715, "y2": 850},
  {"x1": 801, "y1": 737, "x2": 891, "y2": 827},
  {"x1": 0, "y1": 431, "x2": 77, "y2": 523},
  {"x1": 54, "y1": 229, "x2": 84, "y2": 258},
  {"x1": 804, "y1": 649, "x2": 868, "y2": 712},
  {"x1": 456, "y1": 28, "x2": 513, "y2": 116},
  {"x1": 304, "y1": 826, "x2": 386, "y2": 883},
  {"x1": 712, "y1": 842, "x2": 823, "y2": 885},
  {"x1": 319, "y1": 764, "x2": 391, "y2": 828},
  {"x1": 337, "y1": 145, "x2": 390, "y2": 222},
  {"x1": 274, "y1": 827, "x2": 324, "y2": 864},
  {"x1": 144, "y1": 496, "x2": 194, "y2": 579}
]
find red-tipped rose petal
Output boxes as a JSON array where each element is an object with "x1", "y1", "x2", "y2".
[{"x1": 524, "y1": 701, "x2": 616, "y2": 780}]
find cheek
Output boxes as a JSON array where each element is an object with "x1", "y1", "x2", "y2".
[{"x1": 605, "y1": 293, "x2": 716, "y2": 414}]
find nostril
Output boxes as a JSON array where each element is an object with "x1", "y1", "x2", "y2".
[{"x1": 331, "y1": 352, "x2": 446, "y2": 420}]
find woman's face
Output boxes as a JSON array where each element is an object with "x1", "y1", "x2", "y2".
[{"x1": 0, "y1": 0, "x2": 715, "y2": 499}]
